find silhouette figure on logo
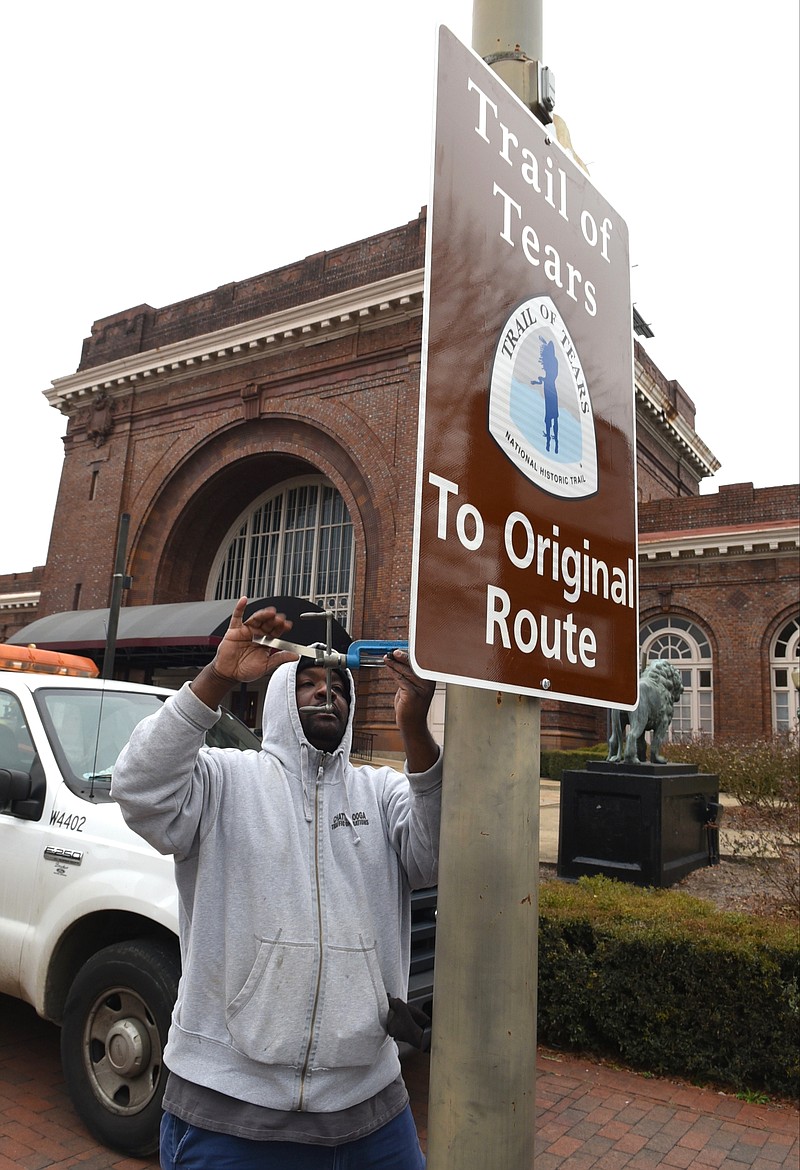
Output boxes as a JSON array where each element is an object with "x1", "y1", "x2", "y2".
[{"x1": 530, "y1": 337, "x2": 560, "y2": 454}]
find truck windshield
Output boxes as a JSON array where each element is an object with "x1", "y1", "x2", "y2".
[{"x1": 35, "y1": 688, "x2": 260, "y2": 801}]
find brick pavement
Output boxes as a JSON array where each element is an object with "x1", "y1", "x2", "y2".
[
  {"x1": 404, "y1": 1052, "x2": 798, "y2": 1170},
  {"x1": 2, "y1": 995, "x2": 797, "y2": 1169}
]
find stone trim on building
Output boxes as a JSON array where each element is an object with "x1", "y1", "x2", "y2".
[
  {"x1": 45, "y1": 271, "x2": 425, "y2": 411},
  {"x1": 639, "y1": 519, "x2": 799, "y2": 561},
  {"x1": 0, "y1": 569, "x2": 44, "y2": 643}
]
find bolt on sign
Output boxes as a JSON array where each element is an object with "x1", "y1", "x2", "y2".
[{"x1": 410, "y1": 25, "x2": 639, "y2": 708}]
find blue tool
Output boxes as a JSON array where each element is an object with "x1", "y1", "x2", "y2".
[{"x1": 251, "y1": 634, "x2": 408, "y2": 670}]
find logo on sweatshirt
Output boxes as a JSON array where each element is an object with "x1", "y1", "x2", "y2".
[{"x1": 331, "y1": 811, "x2": 370, "y2": 830}]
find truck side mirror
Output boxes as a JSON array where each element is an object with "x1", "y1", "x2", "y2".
[{"x1": 0, "y1": 767, "x2": 32, "y2": 803}]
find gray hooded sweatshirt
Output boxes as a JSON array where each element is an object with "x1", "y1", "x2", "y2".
[{"x1": 111, "y1": 659, "x2": 442, "y2": 1114}]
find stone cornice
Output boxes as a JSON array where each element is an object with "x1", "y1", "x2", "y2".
[
  {"x1": 634, "y1": 367, "x2": 720, "y2": 478},
  {"x1": 0, "y1": 591, "x2": 40, "y2": 609},
  {"x1": 639, "y1": 519, "x2": 799, "y2": 561},
  {"x1": 44, "y1": 270, "x2": 426, "y2": 411}
]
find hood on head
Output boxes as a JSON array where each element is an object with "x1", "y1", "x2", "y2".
[{"x1": 261, "y1": 657, "x2": 356, "y2": 763}]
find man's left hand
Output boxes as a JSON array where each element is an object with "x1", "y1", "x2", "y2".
[{"x1": 384, "y1": 650, "x2": 438, "y2": 773}]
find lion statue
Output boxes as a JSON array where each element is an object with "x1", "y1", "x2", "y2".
[{"x1": 607, "y1": 659, "x2": 684, "y2": 765}]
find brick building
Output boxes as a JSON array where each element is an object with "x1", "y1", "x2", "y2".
[
  {"x1": 4, "y1": 211, "x2": 798, "y2": 747},
  {"x1": 0, "y1": 568, "x2": 43, "y2": 644},
  {"x1": 638, "y1": 484, "x2": 799, "y2": 741}
]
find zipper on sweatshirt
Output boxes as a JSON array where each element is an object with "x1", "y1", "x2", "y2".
[{"x1": 298, "y1": 760, "x2": 326, "y2": 1109}]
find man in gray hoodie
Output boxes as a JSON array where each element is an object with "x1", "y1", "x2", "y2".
[{"x1": 112, "y1": 598, "x2": 440, "y2": 1169}]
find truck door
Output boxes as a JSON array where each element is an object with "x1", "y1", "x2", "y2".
[{"x1": 0, "y1": 689, "x2": 44, "y2": 997}]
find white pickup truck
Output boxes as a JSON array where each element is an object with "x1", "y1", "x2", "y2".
[
  {"x1": 0, "y1": 659, "x2": 260, "y2": 1155},
  {"x1": 0, "y1": 653, "x2": 438, "y2": 1157}
]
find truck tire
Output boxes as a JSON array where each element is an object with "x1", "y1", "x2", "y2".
[{"x1": 60, "y1": 938, "x2": 180, "y2": 1156}]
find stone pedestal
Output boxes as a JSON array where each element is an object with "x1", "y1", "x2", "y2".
[{"x1": 557, "y1": 761, "x2": 719, "y2": 887}]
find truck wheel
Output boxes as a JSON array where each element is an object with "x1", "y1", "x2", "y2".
[{"x1": 60, "y1": 938, "x2": 179, "y2": 1156}]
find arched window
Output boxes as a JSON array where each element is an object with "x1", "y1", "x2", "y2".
[
  {"x1": 771, "y1": 616, "x2": 800, "y2": 733},
  {"x1": 640, "y1": 617, "x2": 713, "y2": 740},
  {"x1": 209, "y1": 478, "x2": 354, "y2": 629}
]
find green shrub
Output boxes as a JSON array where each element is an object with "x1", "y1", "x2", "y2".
[
  {"x1": 541, "y1": 746, "x2": 607, "y2": 781},
  {"x1": 538, "y1": 875, "x2": 800, "y2": 1097}
]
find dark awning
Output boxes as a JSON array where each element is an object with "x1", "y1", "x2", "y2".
[
  {"x1": 8, "y1": 601, "x2": 236, "y2": 650},
  {"x1": 7, "y1": 597, "x2": 351, "y2": 652}
]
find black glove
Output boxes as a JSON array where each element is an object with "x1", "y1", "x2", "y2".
[{"x1": 387, "y1": 996, "x2": 431, "y2": 1051}]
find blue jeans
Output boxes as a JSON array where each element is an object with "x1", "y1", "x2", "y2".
[{"x1": 160, "y1": 1104, "x2": 426, "y2": 1168}]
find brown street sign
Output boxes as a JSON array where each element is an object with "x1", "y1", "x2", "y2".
[{"x1": 410, "y1": 25, "x2": 639, "y2": 708}]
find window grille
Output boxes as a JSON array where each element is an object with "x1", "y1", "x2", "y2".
[
  {"x1": 210, "y1": 478, "x2": 354, "y2": 629},
  {"x1": 771, "y1": 616, "x2": 800, "y2": 732},
  {"x1": 640, "y1": 617, "x2": 713, "y2": 740}
]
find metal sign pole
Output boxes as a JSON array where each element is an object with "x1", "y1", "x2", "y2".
[
  {"x1": 426, "y1": 11, "x2": 543, "y2": 1166},
  {"x1": 472, "y1": 0, "x2": 542, "y2": 67},
  {"x1": 417, "y1": 0, "x2": 637, "y2": 1161},
  {"x1": 427, "y1": 684, "x2": 540, "y2": 1167}
]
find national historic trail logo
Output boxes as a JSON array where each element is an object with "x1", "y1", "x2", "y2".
[{"x1": 488, "y1": 296, "x2": 598, "y2": 499}]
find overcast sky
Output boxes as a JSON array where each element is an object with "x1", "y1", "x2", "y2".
[{"x1": 1, "y1": 0, "x2": 797, "y2": 576}]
